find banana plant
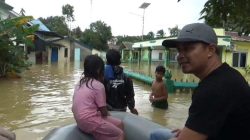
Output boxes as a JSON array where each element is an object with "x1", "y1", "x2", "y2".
[{"x1": 0, "y1": 16, "x2": 38, "y2": 78}]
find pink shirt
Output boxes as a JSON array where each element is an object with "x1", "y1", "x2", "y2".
[{"x1": 72, "y1": 79, "x2": 106, "y2": 132}]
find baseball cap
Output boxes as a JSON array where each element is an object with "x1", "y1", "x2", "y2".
[{"x1": 162, "y1": 23, "x2": 218, "y2": 48}]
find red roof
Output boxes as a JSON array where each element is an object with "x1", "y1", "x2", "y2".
[{"x1": 225, "y1": 31, "x2": 250, "y2": 42}]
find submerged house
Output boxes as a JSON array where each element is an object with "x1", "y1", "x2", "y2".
[
  {"x1": 26, "y1": 19, "x2": 66, "y2": 64},
  {"x1": 121, "y1": 38, "x2": 175, "y2": 63},
  {"x1": 224, "y1": 31, "x2": 250, "y2": 74},
  {"x1": 27, "y1": 21, "x2": 92, "y2": 64},
  {"x1": 122, "y1": 28, "x2": 232, "y2": 66},
  {"x1": 120, "y1": 42, "x2": 133, "y2": 62}
]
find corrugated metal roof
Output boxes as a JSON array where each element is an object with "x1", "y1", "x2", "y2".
[
  {"x1": 132, "y1": 36, "x2": 232, "y2": 49},
  {"x1": 132, "y1": 37, "x2": 176, "y2": 49},
  {"x1": 28, "y1": 19, "x2": 50, "y2": 31}
]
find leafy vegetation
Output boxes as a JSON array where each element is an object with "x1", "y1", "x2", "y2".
[
  {"x1": 39, "y1": 16, "x2": 69, "y2": 36},
  {"x1": 179, "y1": 0, "x2": 250, "y2": 36},
  {"x1": 62, "y1": 4, "x2": 75, "y2": 22},
  {"x1": 168, "y1": 25, "x2": 180, "y2": 36},
  {"x1": 244, "y1": 65, "x2": 250, "y2": 74},
  {"x1": 81, "y1": 20, "x2": 112, "y2": 50},
  {"x1": 0, "y1": 16, "x2": 37, "y2": 78}
]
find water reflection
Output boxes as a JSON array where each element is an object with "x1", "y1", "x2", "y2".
[{"x1": 0, "y1": 62, "x2": 192, "y2": 139}]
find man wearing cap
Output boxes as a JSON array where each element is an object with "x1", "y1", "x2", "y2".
[{"x1": 150, "y1": 23, "x2": 250, "y2": 140}]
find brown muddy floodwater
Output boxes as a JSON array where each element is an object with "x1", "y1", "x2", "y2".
[{"x1": 0, "y1": 62, "x2": 191, "y2": 140}]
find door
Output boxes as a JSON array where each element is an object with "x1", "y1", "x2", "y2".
[
  {"x1": 51, "y1": 47, "x2": 58, "y2": 62},
  {"x1": 74, "y1": 48, "x2": 81, "y2": 61}
]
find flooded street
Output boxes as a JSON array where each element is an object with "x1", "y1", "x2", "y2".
[{"x1": 0, "y1": 62, "x2": 191, "y2": 140}]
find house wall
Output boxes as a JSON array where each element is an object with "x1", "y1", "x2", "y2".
[
  {"x1": 122, "y1": 50, "x2": 130, "y2": 62},
  {"x1": 141, "y1": 48, "x2": 149, "y2": 61},
  {"x1": 222, "y1": 41, "x2": 250, "y2": 74},
  {"x1": 54, "y1": 39, "x2": 73, "y2": 63},
  {"x1": 0, "y1": 8, "x2": 9, "y2": 19},
  {"x1": 57, "y1": 40, "x2": 70, "y2": 63},
  {"x1": 152, "y1": 50, "x2": 165, "y2": 61},
  {"x1": 27, "y1": 52, "x2": 36, "y2": 64},
  {"x1": 48, "y1": 47, "x2": 52, "y2": 63},
  {"x1": 138, "y1": 48, "x2": 165, "y2": 62},
  {"x1": 72, "y1": 42, "x2": 92, "y2": 61},
  {"x1": 235, "y1": 41, "x2": 250, "y2": 66}
]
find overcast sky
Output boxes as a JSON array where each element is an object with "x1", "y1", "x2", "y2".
[{"x1": 6, "y1": 0, "x2": 207, "y2": 36}]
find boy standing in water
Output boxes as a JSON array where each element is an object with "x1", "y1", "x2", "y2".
[{"x1": 149, "y1": 65, "x2": 168, "y2": 109}]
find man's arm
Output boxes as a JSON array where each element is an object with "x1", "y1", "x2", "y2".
[
  {"x1": 171, "y1": 127, "x2": 207, "y2": 140},
  {"x1": 125, "y1": 77, "x2": 138, "y2": 115}
]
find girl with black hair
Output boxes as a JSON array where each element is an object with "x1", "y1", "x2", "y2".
[{"x1": 72, "y1": 55, "x2": 124, "y2": 140}]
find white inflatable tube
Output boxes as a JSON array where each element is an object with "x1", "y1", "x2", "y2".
[{"x1": 43, "y1": 111, "x2": 172, "y2": 140}]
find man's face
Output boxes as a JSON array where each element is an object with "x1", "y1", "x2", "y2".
[{"x1": 176, "y1": 42, "x2": 210, "y2": 74}]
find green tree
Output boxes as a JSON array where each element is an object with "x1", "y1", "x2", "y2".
[
  {"x1": 116, "y1": 35, "x2": 142, "y2": 46},
  {"x1": 81, "y1": 20, "x2": 112, "y2": 50},
  {"x1": 179, "y1": 0, "x2": 250, "y2": 35},
  {"x1": 200, "y1": 0, "x2": 250, "y2": 35},
  {"x1": 62, "y1": 4, "x2": 75, "y2": 22},
  {"x1": 156, "y1": 29, "x2": 165, "y2": 38},
  {"x1": 39, "y1": 16, "x2": 69, "y2": 36},
  {"x1": 72, "y1": 26, "x2": 82, "y2": 39},
  {"x1": 147, "y1": 31, "x2": 155, "y2": 39},
  {"x1": 168, "y1": 25, "x2": 180, "y2": 36},
  {"x1": 0, "y1": 16, "x2": 37, "y2": 78}
]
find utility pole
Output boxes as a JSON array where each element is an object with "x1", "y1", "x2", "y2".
[{"x1": 139, "y1": 2, "x2": 150, "y2": 41}]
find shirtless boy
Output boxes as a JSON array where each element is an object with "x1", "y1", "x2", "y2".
[{"x1": 149, "y1": 65, "x2": 168, "y2": 109}]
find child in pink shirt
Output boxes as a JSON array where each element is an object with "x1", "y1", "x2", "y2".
[{"x1": 72, "y1": 55, "x2": 124, "y2": 140}]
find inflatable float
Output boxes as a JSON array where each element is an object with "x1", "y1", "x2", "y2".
[{"x1": 43, "y1": 111, "x2": 173, "y2": 140}]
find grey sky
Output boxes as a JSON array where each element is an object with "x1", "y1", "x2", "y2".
[{"x1": 6, "y1": 0, "x2": 207, "y2": 36}]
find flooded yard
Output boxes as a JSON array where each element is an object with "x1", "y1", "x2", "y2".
[{"x1": 0, "y1": 62, "x2": 191, "y2": 140}]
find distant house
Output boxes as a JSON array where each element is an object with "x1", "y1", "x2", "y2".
[
  {"x1": 27, "y1": 30, "x2": 65, "y2": 64},
  {"x1": 27, "y1": 19, "x2": 92, "y2": 64},
  {"x1": 0, "y1": 0, "x2": 19, "y2": 20},
  {"x1": 120, "y1": 42, "x2": 133, "y2": 62},
  {"x1": 24, "y1": 19, "x2": 64, "y2": 64},
  {"x1": 66, "y1": 39, "x2": 92, "y2": 62},
  {"x1": 121, "y1": 38, "x2": 175, "y2": 63},
  {"x1": 122, "y1": 28, "x2": 232, "y2": 66},
  {"x1": 224, "y1": 31, "x2": 250, "y2": 73}
]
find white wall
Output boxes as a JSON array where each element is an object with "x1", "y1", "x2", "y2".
[
  {"x1": 152, "y1": 50, "x2": 165, "y2": 61},
  {"x1": 27, "y1": 52, "x2": 36, "y2": 64},
  {"x1": 55, "y1": 40, "x2": 71, "y2": 63},
  {"x1": 0, "y1": 9, "x2": 10, "y2": 19}
]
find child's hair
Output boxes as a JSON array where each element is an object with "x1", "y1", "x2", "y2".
[
  {"x1": 155, "y1": 65, "x2": 166, "y2": 74},
  {"x1": 79, "y1": 55, "x2": 104, "y2": 89},
  {"x1": 106, "y1": 49, "x2": 121, "y2": 66}
]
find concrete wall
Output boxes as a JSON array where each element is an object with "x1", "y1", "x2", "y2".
[
  {"x1": 221, "y1": 41, "x2": 250, "y2": 74},
  {"x1": 152, "y1": 50, "x2": 165, "y2": 61},
  {"x1": 0, "y1": 8, "x2": 9, "y2": 19},
  {"x1": 27, "y1": 52, "x2": 36, "y2": 64},
  {"x1": 72, "y1": 42, "x2": 91, "y2": 61}
]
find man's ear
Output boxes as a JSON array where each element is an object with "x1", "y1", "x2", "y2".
[{"x1": 207, "y1": 44, "x2": 216, "y2": 58}]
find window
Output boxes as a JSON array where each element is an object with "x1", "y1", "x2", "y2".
[
  {"x1": 232, "y1": 52, "x2": 247, "y2": 67},
  {"x1": 159, "y1": 52, "x2": 163, "y2": 60},
  {"x1": 64, "y1": 48, "x2": 68, "y2": 57}
]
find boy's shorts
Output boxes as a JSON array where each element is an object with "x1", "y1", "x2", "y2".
[{"x1": 152, "y1": 99, "x2": 168, "y2": 109}]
